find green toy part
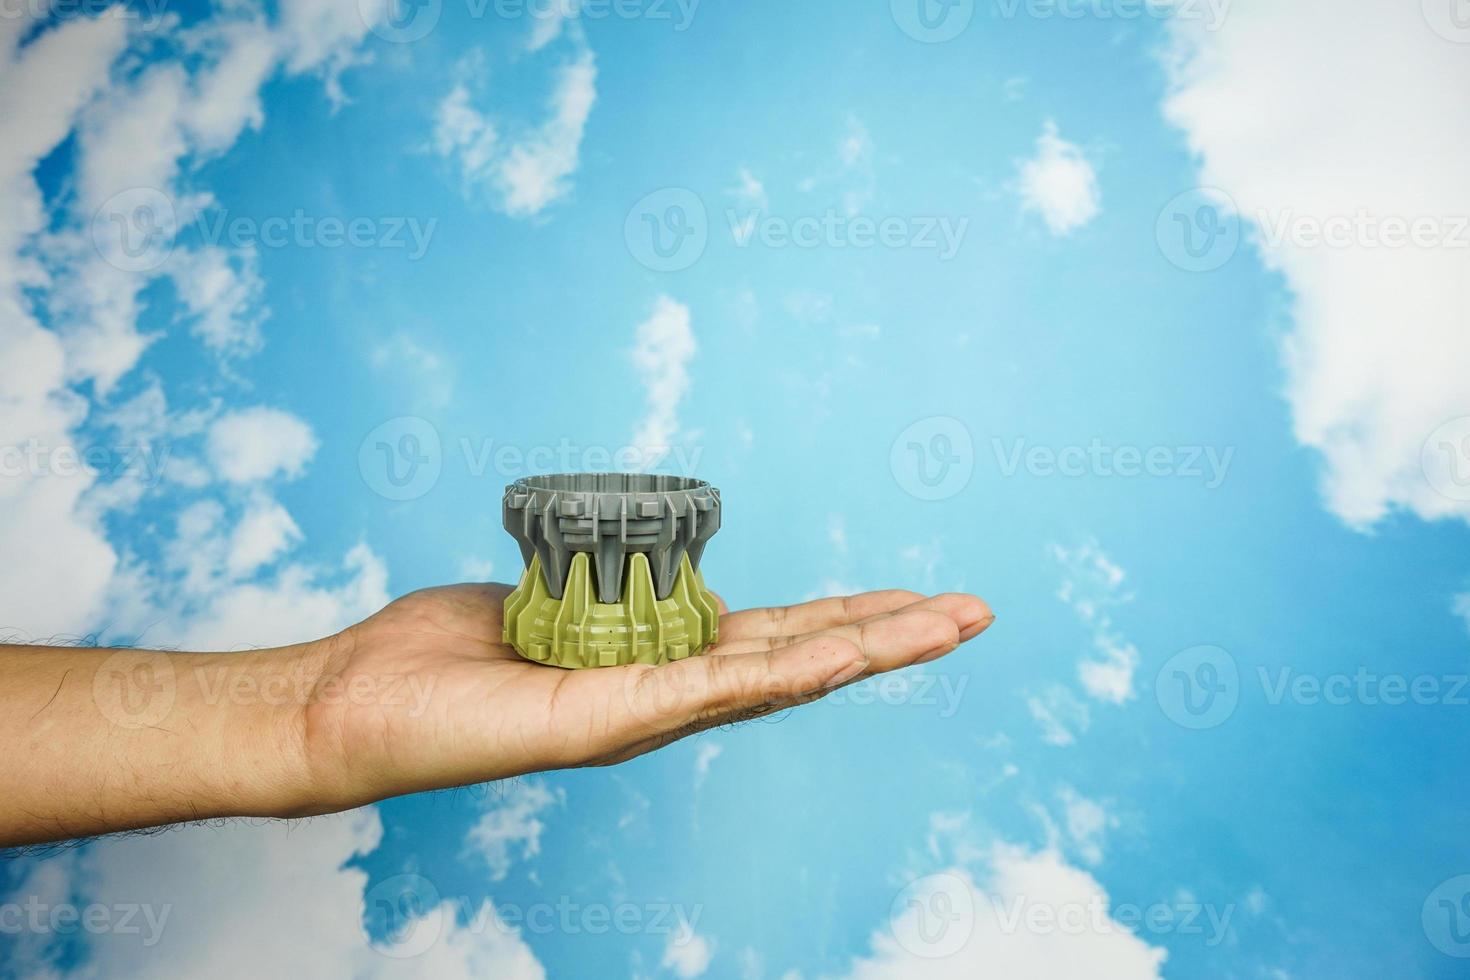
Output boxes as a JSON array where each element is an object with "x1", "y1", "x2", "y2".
[{"x1": 503, "y1": 551, "x2": 720, "y2": 668}]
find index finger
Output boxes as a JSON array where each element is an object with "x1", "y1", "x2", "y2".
[{"x1": 718, "y1": 589, "x2": 924, "y2": 642}]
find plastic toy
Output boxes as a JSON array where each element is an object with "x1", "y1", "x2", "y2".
[{"x1": 501, "y1": 473, "x2": 722, "y2": 668}]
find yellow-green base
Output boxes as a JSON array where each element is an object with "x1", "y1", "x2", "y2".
[{"x1": 503, "y1": 552, "x2": 719, "y2": 668}]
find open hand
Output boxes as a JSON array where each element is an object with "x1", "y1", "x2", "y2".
[{"x1": 299, "y1": 584, "x2": 996, "y2": 811}]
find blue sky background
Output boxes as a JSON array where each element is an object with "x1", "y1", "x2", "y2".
[{"x1": 3, "y1": 0, "x2": 1470, "y2": 977}]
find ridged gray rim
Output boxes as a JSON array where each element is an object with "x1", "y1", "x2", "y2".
[{"x1": 503, "y1": 473, "x2": 721, "y2": 602}]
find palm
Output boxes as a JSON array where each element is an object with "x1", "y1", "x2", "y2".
[{"x1": 306, "y1": 582, "x2": 994, "y2": 805}]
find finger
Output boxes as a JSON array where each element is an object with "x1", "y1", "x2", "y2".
[
  {"x1": 611, "y1": 607, "x2": 960, "y2": 741},
  {"x1": 710, "y1": 607, "x2": 961, "y2": 668},
  {"x1": 712, "y1": 594, "x2": 993, "y2": 657},
  {"x1": 922, "y1": 592, "x2": 996, "y2": 642},
  {"x1": 592, "y1": 610, "x2": 962, "y2": 763},
  {"x1": 717, "y1": 589, "x2": 924, "y2": 642},
  {"x1": 607, "y1": 635, "x2": 866, "y2": 747}
]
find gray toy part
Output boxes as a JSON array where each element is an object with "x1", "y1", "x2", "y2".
[{"x1": 503, "y1": 473, "x2": 721, "y2": 603}]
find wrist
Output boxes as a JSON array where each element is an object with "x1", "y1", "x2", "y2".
[{"x1": 176, "y1": 639, "x2": 344, "y2": 821}]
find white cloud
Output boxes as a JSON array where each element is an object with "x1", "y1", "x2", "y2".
[
  {"x1": 459, "y1": 556, "x2": 496, "y2": 581},
  {"x1": 1058, "y1": 786, "x2": 1115, "y2": 867},
  {"x1": 434, "y1": 43, "x2": 598, "y2": 218},
  {"x1": 828, "y1": 514, "x2": 849, "y2": 554},
  {"x1": 182, "y1": 18, "x2": 279, "y2": 154},
  {"x1": 843, "y1": 847, "x2": 1165, "y2": 979},
  {"x1": 465, "y1": 780, "x2": 561, "y2": 882},
  {"x1": 0, "y1": 8, "x2": 127, "y2": 282},
  {"x1": 693, "y1": 741, "x2": 722, "y2": 790},
  {"x1": 227, "y1": 494, "x2": 303, "y2": 578},
  {"x1": 434, "y1": 79, "x2": 499, "y2": 181},
  {"x1": 899, "y1": 539, "x2": 943, "y2": 592},
  {"x1": 838, "y1": 115, "x2": 875, "y2": 215},
  {"x1": 1, "y1": 808, "x2": 547, "y2": 980},
  {"x1": 207, "y1": 406, "x2": 320, "y2": 483},
  {"x1": 0, "y1": 0, "x2": 378, "y2": 640},
  {"x1": 1027, "y1": 685, "x2": 1090, "y2": 747},
  {"x1": 168, "y1": 244, "x2": 267, "y2": 355},
  {"x1": 277, "y1": 0, "x2": 380, "y2": 107},
  {"x1": 372, "y1": 333, "x2": 455, "y2": 409},
  {"x1": 1017, "y1": 120, "x2": 1099, "y2": 236},
  {"x1": 1244, "y1": 886, "x2": 1269, "y2": 917},
  {"x1": 167, "y1": 542, "x2": 389, "y2": 650},
  {"x1": 0, "y1": 10, "x2": 130, "y2": 638},
  {"x1": 0, "y1": 463, "x2": 117, "y2": 639},
  {"x1": 1162, "y1": 0, "x2": 1470, "y2": 528},
  {"x1": 805, "y1": 579, "x2": 865, "y2": 601},
  {"x1": 662, "y1": 917, "x2": 715, "y2": 979},
  {"x1": 629, "y1": 295, "x2": 696, "y2": 466},
  {"x1": 795, "y1": 115, "x2": 876, "y2": 216},
  {"x1": 1051, "y1": 541, "x2": 1140, "y2": 705},
  {"x1": 728, "y1": 167, "x2": 768, "y2": 209},
  {"x1": 524, "y1": 0, "x2": 578, "y2": 51}
]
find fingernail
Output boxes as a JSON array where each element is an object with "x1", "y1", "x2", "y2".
[
  {"x1": 914, "y1": 641, "x2": 958, "y2": 665},
  {"x1": 959, "y1": 613, "x2": 997, "y2": 642},
  {"x1": 824, "y1": 656, "x2": 868, "y2": 689}
]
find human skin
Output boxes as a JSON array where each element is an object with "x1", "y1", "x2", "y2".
[{"x1": 1, "y1": 585, "x2": 993, "y2": 847}]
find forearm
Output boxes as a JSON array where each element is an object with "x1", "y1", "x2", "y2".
[{"x1": 0, "y1": 641, "x2": 331, "y2": 848}]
